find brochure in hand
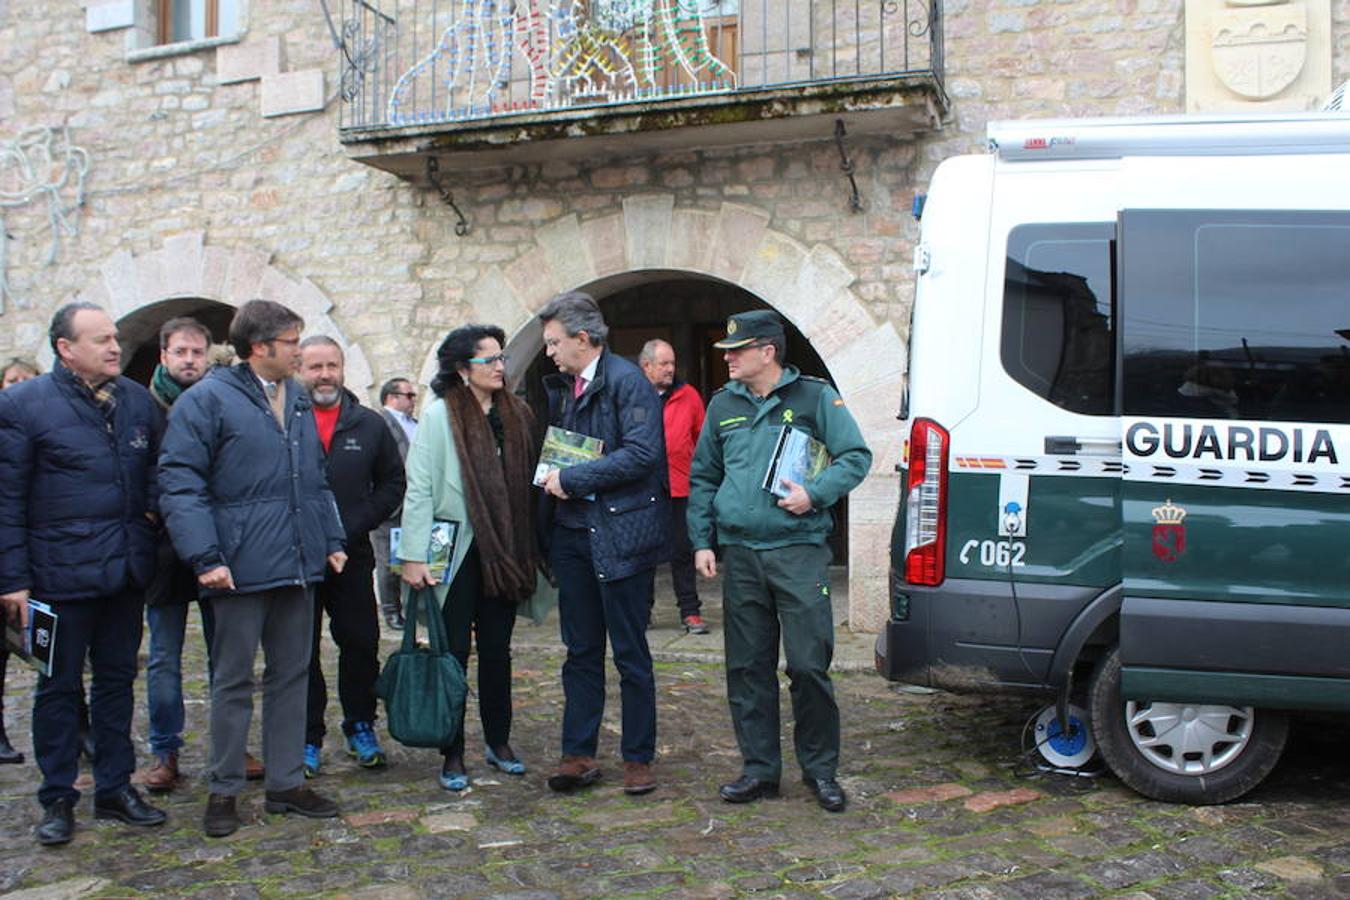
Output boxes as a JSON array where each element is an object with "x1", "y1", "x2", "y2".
[
  {"x1": 762, "y1": 426, "x2": 831, "y2": 499},
  {"x1": 389, "y1": 520, "x2": 459, "y2": 585},
  {"x1": 533, "y1": 425, "x2": 604, "y2": 489},
  {"x1": 3, "y1": 599, "x2": 57, "y2": 677}
]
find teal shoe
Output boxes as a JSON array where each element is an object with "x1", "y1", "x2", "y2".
[
  {"x1": 484, "y1": 745, "x2": 526, "y2": 776},
  {"x1": 438, "y1": 767, "x2": 469, "y2": 792}
]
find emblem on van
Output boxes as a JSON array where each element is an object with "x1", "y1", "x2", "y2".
[{"x1": 1151, "y1": 498, "x2": 1187, "y2": 563}]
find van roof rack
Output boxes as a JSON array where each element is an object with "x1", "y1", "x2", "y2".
[{"x1": 988, "y1": 113, "x2": 1350, "y2": 162}]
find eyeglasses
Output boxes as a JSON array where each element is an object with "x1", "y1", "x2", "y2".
[
  {"x1": 269, "y1": 336, "x2": 301, "y2": 347},
  {"x1": 392, "y1": 391, "x2": 417, "y2": 399},
  {"x1": 468, "y1": 353, "x2": 509, "y2": 366}
]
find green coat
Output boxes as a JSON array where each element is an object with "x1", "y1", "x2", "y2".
[
  {"x1": 397, "y1": 397, "x2": 475, "y2": 609},
  {"x1": 688, "y1": 366, "x2": 872, "y2": 551}
]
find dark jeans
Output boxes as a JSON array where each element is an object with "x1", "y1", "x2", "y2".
[
  {"x1": 550, "y1": 526, "x2": 656, "y2": 763},
  {"x1": 441, "y1": 542, "x2": 517, "y2": 759},
  {"x1": 34, "y1": 590, "x2": 144, "y2": 806},
  {"x1": 668, "y1": 497, "x2": 700, "y2": 618},
  {"x1": 721, "y1": 542, "x2": 838, "y2": 782},
  {"x1": 306, "y1": 550, "x2": 380, "y2": 745},
  {"x1": 145, "y1": 600, "x2": 215, "y2": 757}
]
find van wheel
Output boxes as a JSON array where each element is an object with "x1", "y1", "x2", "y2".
[{"x1": 1088, "y1": 648, "x2": 1288, "y2": 805}]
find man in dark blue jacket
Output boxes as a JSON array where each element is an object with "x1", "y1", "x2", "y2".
[
  {"x1": 0, "y1": 301, "x2": 168, "y2": 846},
  {"x1": 159, "y1": 300, "x2": 347, "y2": 838},
  {"x1": 537, "y1": 292, "x2": 670, "y2": 797}
]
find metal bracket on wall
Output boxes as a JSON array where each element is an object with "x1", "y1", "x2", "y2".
[
  {"x1": 426, "y1": 157, "x2": 470, "y2": 237},
  {"x1": 834, "y1": 120, "x2": 864, "y2": 214}
]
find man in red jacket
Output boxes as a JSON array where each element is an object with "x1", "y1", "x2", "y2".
[{"x1": 640, "y1": 339, "x2": 709, "y2": 634}]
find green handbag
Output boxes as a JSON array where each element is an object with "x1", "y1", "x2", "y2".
[{"x1": 375, "y1": 587, "x2": 466, "y2": 749}]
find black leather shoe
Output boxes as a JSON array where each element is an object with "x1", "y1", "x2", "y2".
[
  {"x1": 94, "y1": 786, "x2": 167, "y2": 826},
  {"x1": 719, "y1": 774, "x2": 780, "y2": 804},
  {"x1": 0, "y1": 726, "x2": 23, "y2": 764},
  {"x1": 384, "y1": 611, "x2": 405, "y2": 630},
  {"x1": 803, "y1": 777, "x2": 847, "y2": 812},
  {"x1": 203, "y1": 793, "x2": 240, "y2": 838},
  {"x1": 36, "y1": 797, "x2": 75, "y2": 846}
]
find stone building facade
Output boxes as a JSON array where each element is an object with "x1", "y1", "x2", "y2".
[{"x1": 1, "y1": 0, "x2": 1346, "y2": 630}]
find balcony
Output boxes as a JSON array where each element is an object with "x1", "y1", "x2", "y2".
[{"x1": 333, "y1": 0, "x2": 947, "y2": 175}]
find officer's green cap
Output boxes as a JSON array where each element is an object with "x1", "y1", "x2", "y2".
[{"x1": 713, "y1": 310, "x2": 786, "y2": 349}]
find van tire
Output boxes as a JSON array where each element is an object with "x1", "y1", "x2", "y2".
[{"x1": 1088, "y1": 648, "x2": 1288, "y2": 805}]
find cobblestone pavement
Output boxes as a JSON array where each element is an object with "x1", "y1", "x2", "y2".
[{"x1": 0, "y1": 571, "x2": 1347, "y2": 898}]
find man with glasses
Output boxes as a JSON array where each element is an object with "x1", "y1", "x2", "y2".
[
  {"x1": 688, "y1": 310, "x2": 871, "y2": 813},
  {"x1": 374, "y1": 378, "x2": 418, "y2": 629},
  {"x1": 159, "y1": 300, "x2": 348, "y2": 838}
]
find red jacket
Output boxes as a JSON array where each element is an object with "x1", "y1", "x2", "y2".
[{"x1": 662, "y1": 381, "x2": 705, "y2": 498}]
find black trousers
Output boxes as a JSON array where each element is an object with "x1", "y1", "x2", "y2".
[
  {"x1": 306, "y1": 549, "x2": 381, "y2": 744},
  {"x1": 668, "y1": 497, "x2": 701, "y2": 618},
  {"x1": 441, "y1": 542, "x2": 517, "y2": 759},
  {"x1": 34, "y1": 589, "x2": 143, "y2": 806}
]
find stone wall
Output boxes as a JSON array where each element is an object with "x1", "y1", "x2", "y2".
[{"x1": 2, "y1": 0, "x2": 1347, "y2": 629}]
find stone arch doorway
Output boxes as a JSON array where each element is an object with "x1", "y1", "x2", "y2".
[
  {"x1": 37, "y1": 231, "x2": 372, "y2": 395},
  {"x1": 514, "y1": 271, "x2": 850, "y2": 564}
]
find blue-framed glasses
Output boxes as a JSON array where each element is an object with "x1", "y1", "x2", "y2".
[{"x1": 468, "y1": 353, "x2": 509, "y2": 366}]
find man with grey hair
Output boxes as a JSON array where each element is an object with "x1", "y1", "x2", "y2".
[
  {"x1": 159, "y1": 300, "x2": 348, "y2": 837},
  {"x1": 298, "y1": 336, "x2": 404, "y2": 777},
  {"x1": 0, "y1": 301, "x2": 167, "y2": 845},
  {"x1": 639, "y1": 338, "x2": 708, "y2": 633},
  {"x1": 537, "y1": 292, "x2": 670, "y2": 797}
]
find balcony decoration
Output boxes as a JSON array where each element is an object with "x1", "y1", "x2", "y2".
[{"x1": 387, "y1": 0, "x2": 737, "y2": 126}]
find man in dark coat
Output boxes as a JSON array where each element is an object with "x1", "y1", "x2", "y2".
[
  {"x1": 373, "y1": 377, "x2": 417, "y2": 629},
  {"x1": 298, "y1": 337, "x2": 404, "y2": 776},
  {"x1": 159, "y1": 300, "x2": 347, "y2": 838},
  {"x1": 0, "y1": 301, "x2": 168, "y2": 846},
  {"x1": 537, "y1": 292, "x2": 670, "y2": 797}
]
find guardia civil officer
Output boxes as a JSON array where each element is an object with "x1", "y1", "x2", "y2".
[{"x1": 687, "y1": 310, "x2": 871, "y2": 812}]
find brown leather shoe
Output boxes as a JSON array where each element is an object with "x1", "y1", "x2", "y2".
[
  {"x1": 244, "y1": 753, "x2": 264, "y2": 781},
  {"x1": 623, "y1": 760, "x2": 657, "y2": 795},
  {"x1": 136, "y1": 753, "x2": 179, "y2": 793},
  {"x1": 203, "y1": 793, "x2": 239, "y2": 838},
  {"x1": 264, "y1": 786, "x2": 339, "y2": 818},
  {"x1": 546, "y1": 755, "x2": 601, "y2": 792}
]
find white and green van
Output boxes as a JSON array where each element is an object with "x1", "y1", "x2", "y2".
[{"x1": 876, "y1": 114, "x2": 1350, "y2": 804}]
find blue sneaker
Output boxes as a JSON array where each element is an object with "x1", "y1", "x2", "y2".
[
  {"x1": 485, "y1": 745, "x2": 526, "y2": 776},
  {"x1": 345, "y1": 722, "x2": 386, "y2": 769},
  {"x1": 303, "y1": 743, "x2": 322, "y2": 779}
]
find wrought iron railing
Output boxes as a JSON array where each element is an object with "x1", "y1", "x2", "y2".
[{"x1": 331, "y1": 0, "x2": 944, "y2": 132}]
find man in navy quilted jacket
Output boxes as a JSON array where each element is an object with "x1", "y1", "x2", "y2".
[
  {"x1": 0, "y1": 301, "x2": 168, "y2": 846},
  {"x1": 537, "y1": 292, "x2": 670, "y2": 797}
]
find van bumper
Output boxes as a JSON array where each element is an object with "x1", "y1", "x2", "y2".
[{"x1": 876, "y1": 571, "x2": 1102, "y2": 691}]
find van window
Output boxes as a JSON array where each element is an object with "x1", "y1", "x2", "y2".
[
  {"x1": 1120, "y1": 210, "x2": 1350, "y2": 425},
  {"x1": 1001, "y1": 223, "x2": 1115, "y2": 416}
]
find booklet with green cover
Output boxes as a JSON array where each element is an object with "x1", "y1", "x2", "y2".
[
  {"x1": 533, "y1": 425, "x2": 604, "y2": 488},
  {"x1": 762, "y1": 426, "x2": 831, "y2": 499},
  {"x1": 389, "y1": 519, "x2": 459, "y2": 585}
]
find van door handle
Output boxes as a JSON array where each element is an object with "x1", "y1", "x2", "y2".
[{"x1": 1044, "y1": 435, "x2": 1122, "y2": 456}]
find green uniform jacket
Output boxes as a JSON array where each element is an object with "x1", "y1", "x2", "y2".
[{"x1": 687, "y1": 366, "x2": 872, "y2": 551}]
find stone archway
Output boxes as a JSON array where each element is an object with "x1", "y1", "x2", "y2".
[
  {"x1": 40, "y1": 231, "x2": 372, "y2": 395},
  {"x1": 421, "y1": 197, "x2": 904, "y2": 632}
]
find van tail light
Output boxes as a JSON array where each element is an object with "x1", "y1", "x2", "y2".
[{"x1": 904, "y1": 418, "x2": 949, "y2": 586}]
